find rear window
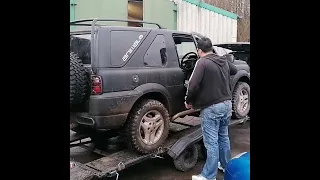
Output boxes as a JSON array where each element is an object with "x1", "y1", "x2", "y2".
[
  {"x1": 70, "y1": 34, "x2": 91, "y2": 64},
  {"x1": 110, "y1": 30, "x2": 147, "y2": 66}
]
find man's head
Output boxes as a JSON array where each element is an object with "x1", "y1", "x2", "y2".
[{"x1": 197, "y1": 37, "x2": 213, "y2": 58}]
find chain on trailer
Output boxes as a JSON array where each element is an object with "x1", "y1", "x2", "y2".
[
  {"x1": 103, "y1": 161, "x2": 124, "y2": 180},
  {"x1": 104, "y1": 147, "x2": 166, "y2": 180},
  {"x1": 151, "y1": 147, "x2": 165, "y2": 159},
  {"x1": 106, "y1": 169, "x2": 120, "y2": 180}
]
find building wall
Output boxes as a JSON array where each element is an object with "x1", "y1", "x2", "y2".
[
  {"x1": 70, "y1": 0, "x2": 76, "y2": 22},
  {"x1": 175, "y1": 0, "x2": 238, "y2": 43},
  {"x1": 70, "y1": 0, "x2": 128, "y2": 26},
  {"x1": 143, "y1": 0, "x2": 177, "y2": 30},
  {"x1": 70, "y1": 0, "x2": 237, "y2": 43},
  {"x1": 70, "y1": 0, "x2": 177, "y2": 29}
]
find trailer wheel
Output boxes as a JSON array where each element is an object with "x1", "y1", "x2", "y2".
[
  {"x1": 173, "y1": 144, "x2": 199, "y2": 172},
  {"x1": 125, "y1": 99, "x2": 169, "y2": 154}
]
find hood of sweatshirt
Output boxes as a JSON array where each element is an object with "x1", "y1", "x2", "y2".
[{"x1": 202, "y1": 53, "x2": 226, "y2": 67}]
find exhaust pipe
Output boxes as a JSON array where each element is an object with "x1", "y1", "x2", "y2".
[{"x1": 171, "y1": 109, "x2": 200, "y2": 122}]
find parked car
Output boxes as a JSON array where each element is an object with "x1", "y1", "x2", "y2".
[{"x1": 213, "y1": 42, "x2": 250, "y2": 66}]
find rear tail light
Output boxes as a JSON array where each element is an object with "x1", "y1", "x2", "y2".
[{"x1": 91, "y1": 75, "x2": 102, "y2": 95}]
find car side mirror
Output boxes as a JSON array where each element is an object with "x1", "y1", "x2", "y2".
[{"x1": 224, "y1": 54, "x2": 235, "y2": 63}]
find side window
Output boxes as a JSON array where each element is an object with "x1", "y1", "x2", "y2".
[
  {"x1": 172, "y1": 35, "x2": 197, "y2": 64},
  {"x1": 144, "y1": 35, "x2": 167, "y2": 67},
  {"x1": 110, "y1": 30, "x2": 146, "y2": 66}
]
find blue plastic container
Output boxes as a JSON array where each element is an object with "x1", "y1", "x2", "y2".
[{"x1": 224, "y1": 152, "x2": 250, "y2": 180}]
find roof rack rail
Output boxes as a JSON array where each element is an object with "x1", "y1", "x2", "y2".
[{"x1": 70, "y1": 18, "x2": 164, "y2": 29}]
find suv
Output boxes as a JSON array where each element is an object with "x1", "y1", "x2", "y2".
[{"x1": 70, "y1": 19, "x2": 250, "y2": 154}]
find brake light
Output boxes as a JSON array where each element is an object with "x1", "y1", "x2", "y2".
[{"x1": 91, "y1": 75, "x2": 102, "y2": 95}]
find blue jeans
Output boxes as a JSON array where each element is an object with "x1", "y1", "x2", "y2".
[{"x1": 200, "y1": 100, "x2": 232, "y2": 180}]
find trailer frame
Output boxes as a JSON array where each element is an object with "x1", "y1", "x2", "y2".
[{"x1": 70, "y1": 116, "x2": 249, "y2": 180}]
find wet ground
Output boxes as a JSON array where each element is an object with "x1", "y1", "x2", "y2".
[{"x1": 70, "y1": 118, "x2": 250, "y2": 180}]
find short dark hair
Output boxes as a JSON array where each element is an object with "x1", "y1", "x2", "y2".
[{"x1": 197, "y1": 37, "x2": 213, "y2": 53}]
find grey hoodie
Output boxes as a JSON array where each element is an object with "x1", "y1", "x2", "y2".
[{"x1": 186, "y1": 53, "x2": 238, "y2": 109}]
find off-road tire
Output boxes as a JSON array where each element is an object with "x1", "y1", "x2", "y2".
[
  {"x1": 70, "y1": 52, "x2": 88, "y2": 109},
  {"x1": 125, "y1": 99, "x2": 170, "y2": 154},
  {"x1": 173, "y1": 144, "x2": 199, "y2": 172},
  {"x1": 232, "y1": 82, "x2": 250, "y2": 119}
]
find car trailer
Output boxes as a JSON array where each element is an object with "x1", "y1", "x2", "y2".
[{"x1": 70, "y1": 112, "x2": 249, "y2": 180}]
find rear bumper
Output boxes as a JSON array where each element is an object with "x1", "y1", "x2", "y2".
[
  {"x1": 72, "y1": 90, "x2": 140, "y2": 130},
  {"x1": 74, "y1": 113, "x2": 128, "y2": 130}
]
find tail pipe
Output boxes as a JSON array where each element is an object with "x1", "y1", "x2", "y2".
[{"x1": 171, "y1": 109, "x2": 201, "y2": 122}]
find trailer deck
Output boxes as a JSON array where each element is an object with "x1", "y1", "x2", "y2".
[{"x1": 70, "y1": 117, "x2": 249, "y2": 180}]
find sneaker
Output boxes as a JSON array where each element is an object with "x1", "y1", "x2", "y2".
[
  {"x1": 191, "y1": 174, "x2": 216, "y2": 180},
  {"x1": 218, "y1": 162, "x2": 225, "y2": 173}
]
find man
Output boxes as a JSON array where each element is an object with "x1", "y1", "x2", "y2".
[{"x1": 185, "y1": 37, "x2": 238, "y2": 180}]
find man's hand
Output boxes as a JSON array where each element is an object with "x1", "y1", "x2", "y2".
[{"x1": 185, "y1": 101, "x2": 193, "y2": 109}]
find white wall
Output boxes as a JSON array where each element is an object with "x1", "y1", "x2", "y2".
[{"x1": 174, "y1": 0, "x2": 237, "y2": 43}]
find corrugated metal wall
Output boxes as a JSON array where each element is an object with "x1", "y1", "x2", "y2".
[{"x1": 174, "y1": 0, "x2": 238, "y2": 43}]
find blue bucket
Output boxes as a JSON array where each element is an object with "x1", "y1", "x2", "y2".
[{"x1": 224, "y1": 152, "x2": 250, "y2": 180}]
